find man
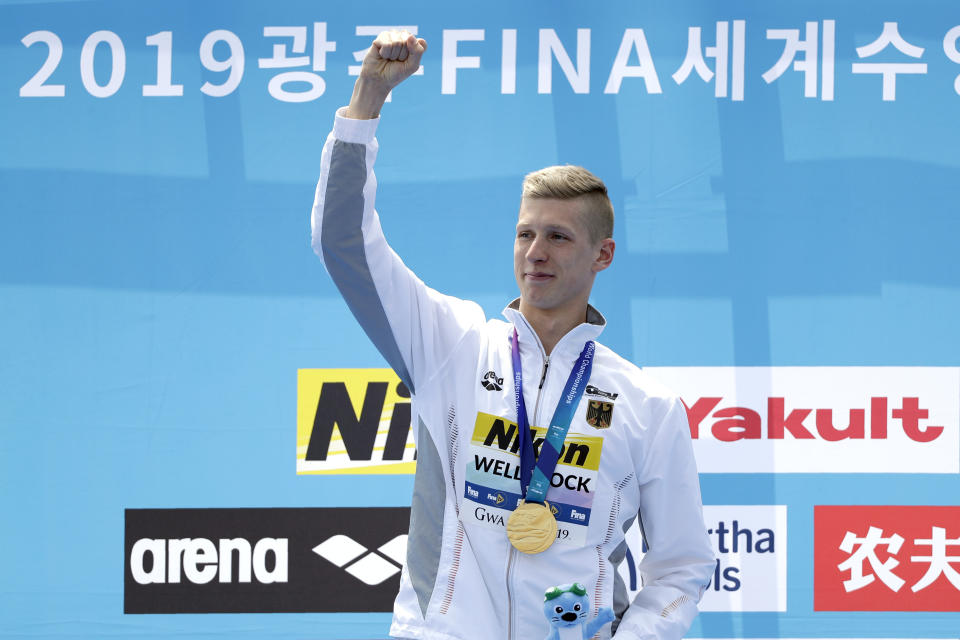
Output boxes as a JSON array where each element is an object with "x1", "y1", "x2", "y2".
[{"x1": 312, "y1": 30, "x2": 714, "y2": 640}]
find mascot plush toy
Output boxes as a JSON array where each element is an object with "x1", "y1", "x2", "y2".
[{"x1": 542, "y1": 582, "x2": 615, "y2": 640}]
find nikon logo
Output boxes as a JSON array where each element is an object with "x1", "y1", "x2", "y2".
[
  {"x1": 298, "y1": 369, "x2": 414, "y2": 474},
  {"x1": 130, "y1": 537, "x2": 287, "y2": 585},
  {"x1": 483, "y1": 417, "x2": 591, "y2": 467}
]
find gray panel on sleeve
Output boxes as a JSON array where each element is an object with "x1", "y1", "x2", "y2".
[
  {"x1": 407, "y1": 416, "x2": 447, "y2": 617},
  {"x1": 321, "y1": 139, "x2": 414, "y2": 392},
  {"x1": 609, "y1": 539, "x2": 630, "y2": 622},
  {"x1": 609, "y1": 515, "x2": 638, "y2": 633}
]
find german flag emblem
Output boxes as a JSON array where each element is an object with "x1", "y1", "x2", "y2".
[{"x1": 585, "y1": 400, "x2": 614, "y2": 429}]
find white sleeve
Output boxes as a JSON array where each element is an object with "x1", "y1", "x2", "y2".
[
  {"x1": 615, "y1": 397, "x2": 715, "y2": 640},
  {"x1": 311, "y1": 108, "x2": 485, "y2": 395}
]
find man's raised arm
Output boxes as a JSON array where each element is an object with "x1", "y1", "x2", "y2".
[{"x1": 311, "y1": 31, "x2": 483, "y2": 396}]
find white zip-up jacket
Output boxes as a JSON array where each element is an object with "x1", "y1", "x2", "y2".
[{"x1": 311, "y1": 109, "x2": 715, "y2": 640}]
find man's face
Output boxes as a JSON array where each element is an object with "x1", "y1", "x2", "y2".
[{"x1": 514, "y1": 197, "x2": 611, "y2": 317}]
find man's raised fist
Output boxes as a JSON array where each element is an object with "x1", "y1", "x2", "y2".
[{"x1": 359, "y1": 30, "x2": 428, "y2": 92}]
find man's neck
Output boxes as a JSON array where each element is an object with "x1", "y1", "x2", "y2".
[{"x1": 519, "y1": 301, "x2": 589, "y2": 356}]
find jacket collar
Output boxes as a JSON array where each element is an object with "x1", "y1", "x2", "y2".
[{"x1": 502, "y1": 298, "x2": 605, "y2": 360}]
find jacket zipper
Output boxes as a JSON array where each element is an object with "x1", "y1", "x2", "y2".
[{"x1": 506, "y1": 319, "x2": 550, "y2": 640}]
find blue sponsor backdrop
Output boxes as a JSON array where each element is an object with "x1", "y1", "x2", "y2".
[{"x1": 1, "y1": 0, "x2": 958, "y2": 638}]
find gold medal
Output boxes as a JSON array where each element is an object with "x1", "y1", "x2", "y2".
[{"x1": 506, "y1": 500, "x2": 557, "y2": 554}]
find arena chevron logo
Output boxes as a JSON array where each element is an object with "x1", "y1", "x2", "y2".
[{"x1": 312, "y1": 534, "x2": 407, "y2": 586}]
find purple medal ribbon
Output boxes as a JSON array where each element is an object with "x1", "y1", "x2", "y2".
[{"x1": 511, "y1": 328, "x2": 595, "y2": 504}]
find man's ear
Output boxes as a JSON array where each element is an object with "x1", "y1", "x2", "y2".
[{"x1": 593, "y1": 238, "x2": 615, "y2": 273}]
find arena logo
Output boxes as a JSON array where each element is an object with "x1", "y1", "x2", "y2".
[
  {"x1": 124, "y1": 507, "x2": 409, "y2": 613},
  {"x1": 297, "y1": 369, "x2": 414, "y2": 474},
  {"x1": 129, "y1": 536, "x2": 287, "y2": 585},
  {"x1": 312, "y1": 534, "x2": 406, "y2": 586},
  {"x1": 815, "y1": 505, "x2": 960, "y2": 612},
  {"x1": 645, "y1": 367, "x2": 960, "y2": 473},
  {"x1": 480, "y1": 370, "x2": 504, "y2": 391}
]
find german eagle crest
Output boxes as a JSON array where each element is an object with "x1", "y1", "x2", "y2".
[{"x1": 585, "y1": 400, "x2": 613, "y2": 429}]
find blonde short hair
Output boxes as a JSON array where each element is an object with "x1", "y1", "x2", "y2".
[{"x1": 521, "y1": 165, "x2": 614, "y2": 243}]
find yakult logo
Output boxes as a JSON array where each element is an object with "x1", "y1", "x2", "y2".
[
  {"x1": 645, "y1": 367, "x2": 960, "y2": 473},
  {"x1": 815, "y1": 506, "x2": 960, "y2": 611},
  {"x1": 684, "y1": 396, "x2": 942, "y2": 442}
]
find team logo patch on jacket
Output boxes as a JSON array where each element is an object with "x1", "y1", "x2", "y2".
[
  {"x1": 585, "y1": 384, "x2": 619, "y2": 401},
  {"x1": 480, "y1": 370, "x2": 504, "y2": 391},
  {"x1": 586, "y1": 400, "x2": 614, "y2": 429}
]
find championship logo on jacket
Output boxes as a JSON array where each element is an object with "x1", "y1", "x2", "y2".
[
  {"x1": 463, "y1": 412, "x2": 603, "y2": 546},
  {"x1": 585, "y1": 400, "x2": 614, "y2": 430}
]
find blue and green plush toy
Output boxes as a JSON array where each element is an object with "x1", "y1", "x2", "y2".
[{"x1": 542, "y1": 582, "x2": 615, "y2": 639}]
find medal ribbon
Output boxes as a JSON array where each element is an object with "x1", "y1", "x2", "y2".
[{"x1": 511, "y1": 328, "x2": 595, "y2": 504}]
